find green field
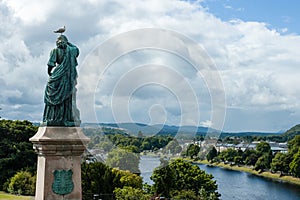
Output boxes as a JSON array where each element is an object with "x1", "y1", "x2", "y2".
[{"x1": 0, "y1": 192, "x2": 34, "y2": 200}]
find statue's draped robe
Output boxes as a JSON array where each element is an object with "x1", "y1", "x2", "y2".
[{"x1": 43, "y1": 43, "x2": 80, "y2": 126}]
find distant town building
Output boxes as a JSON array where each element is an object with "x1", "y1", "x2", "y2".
[{"x1": 215, "y1": 141, "x2": 288, "y2": 154}]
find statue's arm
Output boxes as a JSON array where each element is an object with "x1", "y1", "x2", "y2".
[{"x1": 47, "y1": 49, "x2": 57, "y2": 76}]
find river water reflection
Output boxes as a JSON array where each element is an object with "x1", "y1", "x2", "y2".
[{"x1": 139, "y1": 156, "x2": 300, "y2": 200}]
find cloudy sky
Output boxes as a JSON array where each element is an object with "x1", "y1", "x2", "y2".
[{"x1": 1, "y1": 0, "x2": 300, "y2": 132}]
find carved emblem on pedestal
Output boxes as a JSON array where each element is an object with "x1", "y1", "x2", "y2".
[{"x1": 52, "y1": 169, "x2": 74, "y2": 195}]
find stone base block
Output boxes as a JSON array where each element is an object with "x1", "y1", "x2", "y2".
[{"x1": 30, "y1": 127, "x2": 90, "y2": 200}]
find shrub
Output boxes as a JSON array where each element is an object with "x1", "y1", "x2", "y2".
[{"x1": 7, "y1": 170, "x2": 35, "y2": 196}]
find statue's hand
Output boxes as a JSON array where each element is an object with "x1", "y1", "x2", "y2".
[{"x1": 48, "y1": 66, "x2": 54, "y2": 76}]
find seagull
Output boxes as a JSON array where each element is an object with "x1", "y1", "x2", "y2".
[{"x1": 53, "y1": 26, "x2": 66, "y2": 34}]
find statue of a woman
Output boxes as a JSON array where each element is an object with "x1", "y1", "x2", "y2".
[{"x1": 42, "y1": 35, "x2": 80, "y2": 126}]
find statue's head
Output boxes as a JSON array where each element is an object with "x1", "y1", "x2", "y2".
[{"x1": 56, "y1": 35, "x2": 68, "y2": 49}]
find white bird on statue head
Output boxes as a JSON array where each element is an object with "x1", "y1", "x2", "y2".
[{"x1": 54, "y1": 26, "x2": 66, "y2": 34}]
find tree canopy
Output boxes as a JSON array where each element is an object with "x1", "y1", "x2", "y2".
[
  {"x1": 151, "y1": 158, "x2": 220, "y2": 199},
  {"x1": 0, "y1": 120, "x2": 37, "y2": 190},
  {"x1": 106, "y1": 148, "x2": 140, "y2": 173},
  {"x1": 81, "y1": 161, "x2": 143, "y2": 200}
]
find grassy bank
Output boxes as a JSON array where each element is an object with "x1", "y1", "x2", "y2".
[
  {"x1": 194, "y1": 160, "x2": 300, "y2": 186},
  {"x1": 0, "y1": 192, "x2": 34, "y2": 200}
]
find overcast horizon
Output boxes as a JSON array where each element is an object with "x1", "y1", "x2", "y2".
[{"x1": 1, "y1": 0, "x2": 300, "y2": 132}]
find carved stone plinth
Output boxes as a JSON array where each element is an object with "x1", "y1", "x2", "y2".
[{"x1": 30, "y1": 127, "x2": 90, "y2": 200}]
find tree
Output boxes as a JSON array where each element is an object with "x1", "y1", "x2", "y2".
[
  {"x1": 119, "y1": 145, "x2": 140, "y2": 153},
  {"x1": 206, "y1": 146, "x2": 218, "y2": 163},
  {"x1": 164, "y1": 139, "x2": 182, "y2": 155},
  {"x1": 289, "y1": 149, "x2": 300, "y2": 177},
  {"x1": 114, "y1": 186, "x2": 150, "y2": 200},
  {"x1": 97, "y1": 141, "x2": 114, "y2": 152},
  {"x1": 7, "y1": 170, "x2": 35, "y2": 196},
  {"x1": 171, "y1": 190, "x2": 198, "y2": 200},
  {"x1": 150, "y1": 161, "x2": 176, "y2": 197},
  {"x1": 141, "y1": 141, "x2": 151, "y2": 151},
  {"x1": 151, "y1": 158, "x2": 219, "y2": 198},
  {"x1": 0, "y1": 120, "x2": 37, "y2": 189},
  {"x1": 244, "y1": 150, "x2": 259, "y2": 166},
  {"x1": 220, "y1": 148, "x2": 238, "y2": 163},
  {"x1": 234, "y1": 156, "x2": 243, "y2": 166},
  {"x1": 288, "y1": 135, "x2": 300, "y2": 155},
  {"x1": 186, "y1": 144, "x2": 200, "y2": 159},
  {"x1": 254, "y1": 142, "x2": 272, "y2": 171},
  {"x1": 106, "y1": 148, "x2": 140, "y2": 173},
  {"x1": 256, "y1": 142, "x2": 272, "y2": 157},
  {"x1": 270, "y1": 153, "x2": 291, "y2": 174},
  {"x1": 81, "y1": 161, "x2": 143, "y2": 200},
  {"x1": 112, "y1": 168, "x2": 143, "y2": 189},
  {"x1": 81, "y1": 162, "x2": 114, "y2": 200},
  {"x1": 254, "y1": 154, "x2": 271, "y2": 171}
]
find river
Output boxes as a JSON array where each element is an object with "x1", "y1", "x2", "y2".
[{"x1": 139, "y1": 155, "x2": 300, "y2": 200}]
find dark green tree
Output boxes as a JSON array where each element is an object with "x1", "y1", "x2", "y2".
[
  {"x1": 254, "y1": 142, "x2": 272, "y2": 171},
  {"x1": 164, "y1": 139, "x2": 182, "y2": 155},
  {"x1": 289, "y1": 149, "x2": 300, "y2": 177},
  {"x1": 81, "y1": 162, "x2": 114, "y2": 200},
  {"x1": 150, "y1": 161, "x2": 176, "y2": 197},
  {"x1": 220, "y1": 148, "x2": 238, "y2": 163},
  {"x1": 254, "y1": 154, "x2": 271, "y2": 171},
  {"x1": 141, "y1": 141, "x2": 151, "y2": 151},
  {"x1": 151, "y1": 159, "x2": 219, "y2": 198},
  {"x1": 256, "y1": 142, "x2": 272, "y2": 157},
  {"x1": 244, "y1": 149, "x2": 259, "y2": 166},
  {"x1": 206, "y1": 146, "x2": 218, "y2": 163},
  {"x1": 186, "y1": 144, "x2": 200, "y2": 159},
  {"x1": 270, "y1": 153, "x2": 291, "y2": 174},
  {"x1": 81, "y1": 161, "x2": 143, "y2": 200},
  {"x1": 234, "y1": 156, "x2": 243, "y2": 166},
  {"x1": 288, "y1": 135, "x2": 300, "y2": 155},
  {"x1": 114, "y1": 186, "x2": 150, "y2": 200},
  {"x1": 106, "y1": 148, "x2": 140, "y2": 173},
  {"x1": 171, "y1": 190, "x2": 198, "y2": 200},
  {"x1": 0, "y1": 120, "x2": 37, "y2": 189}
]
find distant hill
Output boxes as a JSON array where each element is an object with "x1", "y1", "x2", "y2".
[
  {"x1": 281, "y1": 124, "x2": 300, "y2": 141},
  {"x1": 82, "y1": 123, "x2": 279, "y2": 138},
  {"x1": 81, "y1": 122, "x2": 300, "y2": 142},
  {"x1": 219, "y1": 131, "x2": 280, "y2": 138},
  {"x1": 81, "y1": 122, "x2": 214, "y2": 137},
  {"x1": 96, "y1": 123, "x2": 280, "y2": 138}
]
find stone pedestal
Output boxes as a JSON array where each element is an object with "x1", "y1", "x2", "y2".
[{"x1": 30, "y1": 127, "x2": 90, "y2": 200}]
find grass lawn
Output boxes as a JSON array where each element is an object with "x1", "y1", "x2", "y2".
[{"x1": 0, "y1": 192, "x2": 34, "y2": 200}]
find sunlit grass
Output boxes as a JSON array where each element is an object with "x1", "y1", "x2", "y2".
[{"x1": 0, "y1": 192, "x2": 34, "y2": 200}]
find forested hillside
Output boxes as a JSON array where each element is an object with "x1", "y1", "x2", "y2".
[
  {"x1": 0, "y1": 120, "x2": 37, "y2": 192},
  {"x1": 281, "y1": 124, "x2": 300, "y2": 141}
]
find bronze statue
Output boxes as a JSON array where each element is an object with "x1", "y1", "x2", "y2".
[{"x1": 42, "y1": 34, "x2": 80, "y2": 126}]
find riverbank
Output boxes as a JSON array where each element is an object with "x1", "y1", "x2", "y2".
[{"x1": 193, "y1": 159, "x2": 300, "y2": 186}]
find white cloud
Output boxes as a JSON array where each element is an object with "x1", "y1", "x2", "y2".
[
  {"x1": 3, "y1": 0, "x2": 56, "y2": 25},
  {"x1": 200, "y1": 120, "x2": 213, "y2": 128},
  {"x1": 0, "y1": 0, "x2": 300, "y2": 132}
]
